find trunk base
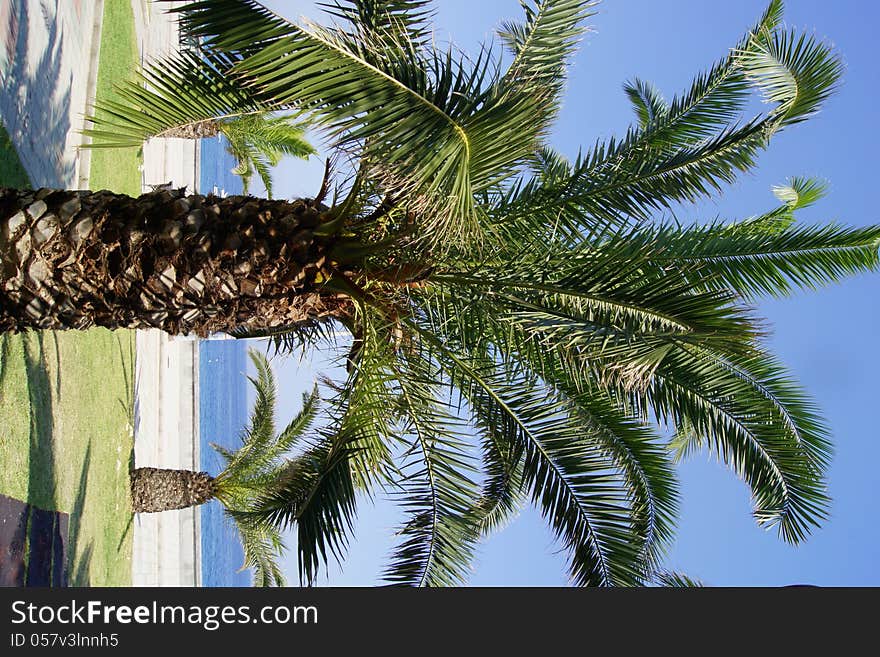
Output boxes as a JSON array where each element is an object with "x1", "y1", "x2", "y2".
[{"x1": 130, "y1": 467, "x2": 216, "y2": 513}]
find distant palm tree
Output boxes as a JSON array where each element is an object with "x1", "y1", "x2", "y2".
[
  {"x1": 130, "y1": 349, "x2": 317, "y2": 586},
  {"x1": 222, "y1": 113, "x2": 315, "y2": 198},
  {"x1": 3, "y1": 0, "x2": 878, "y2": 585},
  {"x1": 159, "y1": 111, "x2": 314, "y2": 198},
  {"x1": 86, "y1": 45, "x2": 314, "y2": 197}
]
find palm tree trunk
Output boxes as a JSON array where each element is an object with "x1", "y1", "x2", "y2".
[
  {"x1": 130, "y1": 467, "x2": 217, "y2": 513},
  {"x1": 157, "y1": 120, "x2": 221, "y2": 140},
  {"x1": 0, "y1": 187, "x2": 352, "y2": 335}
]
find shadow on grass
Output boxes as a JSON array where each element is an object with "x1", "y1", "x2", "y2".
[
  {"x1": 67, "y1": 441, "x2": 93, "y2": 587},
  {"x1": 116, "y1": 332, "x2": 135, "y2": 430},
  {"x1": 0, "y1": 123, "x2": 31, "y2": 187},
  {"x1": 22, "y1": 333, "x2": 66, "y2": 586},
  {"x1": 24, "y1": 333, "x2": 55, "y2": 512},
  {"x1": 116, "y1": 331, "x2": 136, "y2": 555},
  {"x1": 0, "y1": 334, "x2": 9, "y2": 387}
]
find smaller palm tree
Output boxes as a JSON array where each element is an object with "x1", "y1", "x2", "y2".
[
  {"x1": 221, "y1": 113, "x2": 315, "y2": 198},
  {"x1": 86, "y1": 41, "x2": 316, "y2": 198},
  {"x1": 130, "y1": 349, "x2": 318, "y2": 586},
  {"x1": 158, "y1": 112, "x2": 315, "y2": 198}
]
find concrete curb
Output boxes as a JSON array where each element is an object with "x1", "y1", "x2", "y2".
[{"x1": 75, "y1": 0, "x2": 105, "y2": 190}]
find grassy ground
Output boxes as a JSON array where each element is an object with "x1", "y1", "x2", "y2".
[
  {"x1": 0, "y1": 0, "x2": 140, "y2": 586},
  {"x1": 88, "y1": 0, "x2": 142, "y2": 196},
  {"x1": 0, "y1": 124, "x2": 30, "y2": 188}
]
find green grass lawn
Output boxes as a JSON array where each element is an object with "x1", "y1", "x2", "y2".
[
  {"x1": 0, "y1": 0, "x2": 140, "y2": 586},
  {"x1": 88, "y1": 0, "x2": 142, "y2": 197},
  {"x1": 0, "y1": 124, "x2": 31, "y2": 188}
]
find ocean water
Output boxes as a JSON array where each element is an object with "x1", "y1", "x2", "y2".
[
  {"x1": 199, "y1": 134, "x2": 245, "y2": 198},
  {"x1": 198, "y1": 137, "x2": 252, "y2": 587}
]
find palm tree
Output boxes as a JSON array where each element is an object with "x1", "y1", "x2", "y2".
[
  {"x1": 3, "y1": 0, "x2": 879, "y2": 585},
  {"x1": 131, "y1": 348, "x2": 318, "y2": 586},
  {"x1": 84, "y1": 45, "x2": 314, "y2": 197},
  {"x1": 220, "y1": 113, "x2": 315, "y2": 198},
  {"x1": 141, "y1": 111, "x2": 314, "y2": 198}
]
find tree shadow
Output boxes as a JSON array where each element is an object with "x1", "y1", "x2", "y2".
[
  {"x1": 21, "y1": 332, "x2": 65, "y2": 586},
  {"x1": 115, "y1": 331, "x2": 136, "y2": 563},
  {"x1": 0, "y1": 0, "x2": 75, "y2": 187},
  {"x1": 24, "y1": 332, "x2": 55, "y2": 513},
  {"x1": 67, "y1": 441, "x2": 93, "y2": 587},
  {"x1": 50, "y1": 330, "x2": 62, "y2": 398},
  {"x1": 116, "y1": 332, "x2": 135, "y2": 433},
  {"x1": 0, "y1": 334, "x2": 9, "y2": 387}
]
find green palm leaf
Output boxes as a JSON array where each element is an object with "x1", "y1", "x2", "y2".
[
  {"x1": 233, "y1": 434, "x2": 358, "y2": 585},
  {"x1": 644, "y1": 219, "x2": 880, "y2": 299},
  {"x1": 654, "y1": 571, "x2": 705, "y2": 587},
  {"x1": 320, "y1": 1, "x2": 435, "y2": 48},
  {"x1": 211, "y1": 349, "x2": 321, "y2": 586},
  {"x1": 383, "y1": 358, "x2": 481, "y2": 586},
  {"x1": 624, "y1": 78, "x2": 668, "y2": 129},
  {"x1": 739, "y1": 27, "x2": 844, "y2": 127},
  {"x1": 411, "y1": 327, "x2": 648, "y2": 586},
  {"x1": 221, "y1": 113, "x2": 315, "y2": 196},
  {"x1": 562, "y1": 0, "x2": 839, "y2": 222},
  {"x1": 85, "y1": 49, "x2": 278, "y2": 148},
  {"x1": 653, "y1": 346, "x2": 831, "y2": 543}
]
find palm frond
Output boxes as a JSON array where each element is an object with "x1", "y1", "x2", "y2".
[
  {"x1": 326, "y1": 311, "x2": 403, "y2": 488},
  {"x1": 319, "y1": 0, "x2": 435, "y2": 48},
  {"x1": 417, "y1": 285, "x2": 680, "y2": 567},
  {"x1": 228, "y1": 319, "x2": 347, "y2": 357},
  {"x1": 643, "y1": 219, "x2": 880, "y2": 299},
  {"x1": 433, "y1": 225, "x2": 763, "y2": 348},
  {"x1": 559, "y1": 0, "x2": 839, "y2": 221},
  {"x1": 383, "y1": 355, "x2": 482, "y2": 586},
  {"x1": 216, "y1": 350, "x2": 319, "y2": 490},
  {"x1": 166, "y1": 0, "x2": 295, "y2": 55},
  {"x1": 216, "y1": 349, "x2": 277, "y2": 482},
  {"x1": 235, "y1": 519, "x2": 287, "y2": 586},
  {"x1": 772, "y1": 176, "x2": 828, "y2": 210},
  {"x1": 622, "y1": 0, "x2": 782, "y2": 152},
  {"x1": 650, "y1": 346, "x2": 831, "y2": 544},
  {"x1": 493, "y1": 0, "x2": 596, "y2": 153},
  {"x1": 624, "y1": 78, "x2": 668, "y2": 129},
  {"x1": 221, "y1": 113, "x2": 315, "y2": 197},
  {"x1": 411, "y1": 326, "x2": 648, "y2": 586},
  {"x1": 85, "y1": 49, "x2": 277, "y2": 148},
  {"x1": 517, "y1": 343, "x2": 679, "y2": 570},
  {"x1": 738, "y1": 26, "x2": 844, "y2": 127},
  {"x1": 654, "y1": 570, "x2": 705, "y2": 587},
  {"x1": 233, "y1": 435, "x2": 358, "y2": 585}
]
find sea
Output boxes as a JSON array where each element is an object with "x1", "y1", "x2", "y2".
[{"x1": 197, "y1": 135, "x2": 253, "y2": 587}]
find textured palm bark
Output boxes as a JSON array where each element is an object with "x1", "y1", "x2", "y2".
[
  {"x1": 130, "y1": 467, "x2": 217, "y2": 513},
  {"x1": 0, "y1": 187, "x2": 353, "y2": 335},
  {"x1": 157, "y1": 119, "x2": 221, "y2": 140}
]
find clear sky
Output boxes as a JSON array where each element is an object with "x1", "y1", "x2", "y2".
[{"x1": 248, "y1": 0, "x2": 880, "y2": 586}]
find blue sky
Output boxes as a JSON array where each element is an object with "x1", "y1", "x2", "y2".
[{"x1": 250, "y1": 0, "x2": 880, "y2": 586}]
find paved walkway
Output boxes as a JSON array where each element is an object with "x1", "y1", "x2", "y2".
[
  {"x1": 130, "y1": 0, "x2": 203, "y2": 588},
  {"x1": 133, "y1": 0, "x2": 200, "y2": 193},
  {"x1": 0, "y1": 0, "x2": 103, "y2": 188}
]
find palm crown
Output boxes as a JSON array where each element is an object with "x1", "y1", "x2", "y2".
[
  {"x1": 86, "y1": 0, "x2": 880, "y2": 586},
  {"x1": 211, "y1": 349, "x2": 318, "y2": 587},
  {"x1": 222, "y1": 113, "x2": 315, "y2": 197}
]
